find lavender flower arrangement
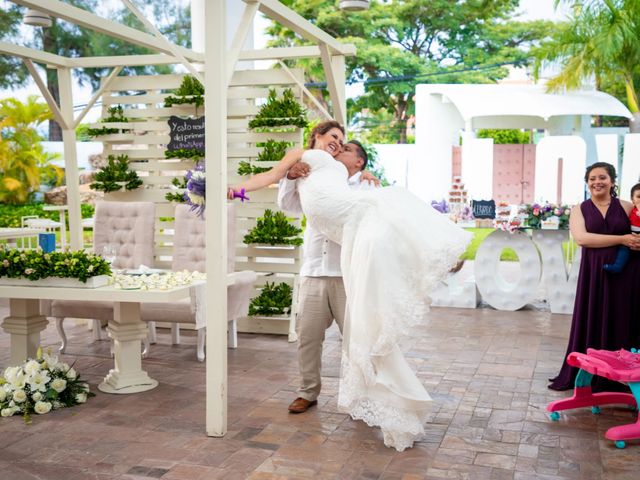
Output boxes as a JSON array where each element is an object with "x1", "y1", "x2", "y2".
[
  {"x1": 185, "y1": 164, "x2": 206, "y2": 216},
  {"x1": 431, "y1": 199, "x2": 449, "y2": 214}
]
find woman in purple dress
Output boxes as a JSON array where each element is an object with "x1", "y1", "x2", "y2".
[{"x1": 549, "y1": 162, "x2": 640, "y2": 391}]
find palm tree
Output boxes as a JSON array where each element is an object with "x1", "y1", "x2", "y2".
[
  {"x1": 534, "y1": 0, "x2": 640, "y2": 131},
  {"x1": 0, "y1": 96, "x2": 63, "y2": 204}
]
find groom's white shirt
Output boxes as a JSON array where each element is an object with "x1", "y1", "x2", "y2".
[{"x1": 277, "y1": 171, "x2": 372, "y2": 277}]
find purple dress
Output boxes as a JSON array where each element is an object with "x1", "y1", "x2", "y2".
[{"x1": 549, "y1": 198, "x2": 640, "y2": 391}]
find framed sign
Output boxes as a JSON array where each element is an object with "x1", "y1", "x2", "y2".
[
  {"x1": 167, "y1": 116, "x2": 205, "y2": 153},
  {"x1": 472, "y1": 199, "x2": 496, "y2": 219}
]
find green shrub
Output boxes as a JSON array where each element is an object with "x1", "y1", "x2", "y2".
[
  {"x1": 164, "y1": 75, "x2": 205, "y2": 108},
  {"x1": 86, "y1": 105, "x2": 130, "y2": 137},
  {"x1": 243, "y1": 209, "x2": 303, "y2": 246},
  {"x1": 248, "y1": 282, "x2": 292, "y2": 316},
  {"x1": 248, "y1": 89, "x2": 308, "y2": 129},
  {"x1": 476, "y1": 129, "x2": 531, "y2": 144},
  {"x1": 90, "y1": 154, "x2": 143, "y2": 193}
]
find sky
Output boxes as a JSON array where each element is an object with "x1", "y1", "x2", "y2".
[{"x1": 1, "y1": 0, "x2": 570, "y2": 123}]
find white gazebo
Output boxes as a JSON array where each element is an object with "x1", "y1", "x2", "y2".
[
  {"x1": 0, "y1": 0, "x2": 355, "y2": 438},
  {"x1": 413, "y1": 84, "x2": 636, "y2": 203}
]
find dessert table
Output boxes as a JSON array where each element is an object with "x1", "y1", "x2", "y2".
[{"x1": 0, "y1": 281, "x2": 204, "y2": 394}]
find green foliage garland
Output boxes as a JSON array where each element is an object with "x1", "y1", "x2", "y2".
[
  {"x1": 86, "y1": 105, "x2": 130, "y2": 137},
  {"x1": 243, "y1": 209, "x2": 303, "y2": 246},
  {"x1": 248, "y1": 89, "x2": 308, "y2": 129},
  {"x1": 165, "y1": 176, "x2": 187, "y2": 203},
  {"x1": 248, "y1": 282, "x2": 293, "y2": 316},
  {"x1": 90, "y1": 154, "x2": 143, "y2": 193},
  {"x1": 164, "y1": 75, "x2": 205, "y2": 108},
  {"x1": 164, "y1": 148, "x2": 204, "y2": 161},
  {"x1": 0, "y1": 247, "x2": 112, "y2": 282}
]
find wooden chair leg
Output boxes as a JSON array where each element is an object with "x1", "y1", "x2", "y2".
[
  {"x1": 148, "y1": 321, "x2": 157, "y2": 344},
  {"x1": 228, "y1": 319, "x2": 238, "y2": 349},
  {"x1": 171, "y1": 324, "x2": 180, "y2": 345},
  {"x1": 56, "y1": 317, "x2": 67, "y2": 353},
  {"x1": 196, "y1": 328, "x2": 205, "y2": 362},
  {"x1": 91, "y1": 319, "x2": 104, "y2": 342}
]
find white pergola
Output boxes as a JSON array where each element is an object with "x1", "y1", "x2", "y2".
[{"x1": 1, "y1": 0, "x2": 355, "y2": 437}]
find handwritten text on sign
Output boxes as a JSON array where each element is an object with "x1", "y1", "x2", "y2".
[
  {"x1": 167, "y1": 116, "x2": 205, "y2": 153},
  {"x1": 472, "y1": 200, "x2": 496, "y2": 219}
]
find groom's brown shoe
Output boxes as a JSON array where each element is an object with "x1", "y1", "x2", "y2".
[{"x1": 288, "y1": 397, "x2": 317, "y2": 414}]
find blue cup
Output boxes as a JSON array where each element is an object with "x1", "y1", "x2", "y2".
[{"x1": 38, "y1": 233, "x2": 56, "y2": 253}]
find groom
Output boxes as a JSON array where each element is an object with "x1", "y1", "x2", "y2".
[{"x1": 278, "y1": 140, "x2": 379, "y2": 413}]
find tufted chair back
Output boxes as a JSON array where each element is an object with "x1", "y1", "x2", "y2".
[
  {"x1": 93, "y1": 201, "x2": 156, "y2": 269},
  {"x1": 172, "y1": 204, "x2": 236, "y2": 273}
]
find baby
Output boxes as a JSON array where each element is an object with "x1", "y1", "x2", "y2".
[{"x1": 603, "y1": 182, "x2": 640, "y2": 273}]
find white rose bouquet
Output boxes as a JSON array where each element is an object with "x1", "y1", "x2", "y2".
[{"x1": 0, "y1": 347, "x2": 94, "y2": 423}]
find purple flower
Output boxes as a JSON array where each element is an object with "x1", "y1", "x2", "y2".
[
  {"x1": 185, "y1": 164, "x2": 206, "y2": 216},
  {"x1": 431, "y1": 199, "x2": 449, "y2": 214}
]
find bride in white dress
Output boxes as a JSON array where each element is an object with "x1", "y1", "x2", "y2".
[{"x1": 229, "y1": 122, "x2": 471, "y2": 451}]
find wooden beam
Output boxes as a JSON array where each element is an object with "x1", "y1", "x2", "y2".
[
  {"x1": 204, "y1": 0, "x2": 228, "y2": 438},
  {"x1": 239, "y1": 45, "x2": 356, "y2": 61},
  {"x1": 69, "y1": 54, "x2": 184, "y2": 69},
  {"x1": 0, "y1": 41, "x2": 70, "y2": 67},
  {"x1": 278, "y1": 60, "x2": 333, "y2": 121},
  {"x1": 319, "y1": 43, "x2": 346, "y2": 126},
  {"x1": 227, "y1": 1, "x2": 260, "y2": 86},
  {"x1": 257, "y1": 0, "x2": 354, "y2": 55},
  {"x1": 72, "y1": 66, "x2": 122, "y2": 128},
  {"x1": 11, "y1": 0, "x2": 203, "y2": 63},
  {"x1": 23, "y1": 60, "x2": 69, "y2": 130}
]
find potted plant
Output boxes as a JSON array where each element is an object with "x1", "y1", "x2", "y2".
[
  {"x1": 248, "y1": 88, "x2": 308, "y2": 129},
  {"x1": 243, "y1": 209, "x2": 303, "y2": 246},
  {"x1": 248, "y1": 281, "x2": 292, "y2": 317},
  {"x1": 86, "y1": 105, "x2": 131, "y2": 138},
  {"x1": 165, "y1": 176, "x2": 188, "y2": 203},
  {"x1": 0, "y1": 247, "x2": 112, "y2": 288},
  {"x1": 237, "y1": 139, "x2": 292, "y2": 176},
  {"x1": 164, "y1": 74, "x2": 205, "y2": 110},
  {"x1": 90, "y1": 154, "x2": 143, "y2": 193}
]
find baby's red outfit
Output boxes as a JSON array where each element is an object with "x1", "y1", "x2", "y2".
[{"x1": 631, "y1": 206, "x2": 640, "y2": 233}]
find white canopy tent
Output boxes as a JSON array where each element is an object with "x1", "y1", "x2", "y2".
[
  {"x1": 0, "y1": 0, "x2": 355, "y2": 437},
  {"x1": 414, "y1": 84, "x2": 634, "y2": 202}
]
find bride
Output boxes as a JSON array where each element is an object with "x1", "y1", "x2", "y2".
[{"x1": 229, "y1": 121, "x2": 471, "y2": 451}]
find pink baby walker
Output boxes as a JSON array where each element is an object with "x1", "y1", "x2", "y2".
[{"x1": 547, "y1": 348, "x2": 640, "y2": 449}]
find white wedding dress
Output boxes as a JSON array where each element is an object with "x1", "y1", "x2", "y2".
[{"x1": 298, "y1": 149, "x2": 472, "y2": 451}]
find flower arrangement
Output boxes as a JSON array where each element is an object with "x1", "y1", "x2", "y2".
[
  {"x1": 90, "y1": 154, "x2": 143, "y2": 193},
  {"x1": 185, "y1": 164, "x2": 206, "y2": 216},
  {"x1": 111, "y1": 270, "x2": 205, "y2": 290},
  {"x1": 243, "y1": 209, "x2": 303, "y2": 246},
  {"x1": 0, "y1": 247, "x2": 111, "y2": 282},
  {"x1": 525, "y1": 203, "x2": 571, "y2": 229},
  {"x1": 0, "y1": 347, "x2": 94, "y2": 423},
  {"x1": 248, "y1": 281, "x2": 292, "y2": 316}
]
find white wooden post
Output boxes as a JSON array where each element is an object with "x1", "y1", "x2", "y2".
[
  {"x1": 58, "y1": 67, "x2": 83, "y2": 250},
  {"x1": 205, "y1": 0, "x2": 228, "y2": 437}
]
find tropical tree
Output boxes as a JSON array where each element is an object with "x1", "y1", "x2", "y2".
[
  {"x1": 266, "y1": 0, "x2": 551, "y2": 143},
  {"x1": 0, "y1": 96, "x2": 63, "y2": 204},
  {"x1": 0, "y1": 1, "x2": 190, "y2": 140},
  {"x1": 534, "y1": 0, "x2": 640, "y2": 131}
]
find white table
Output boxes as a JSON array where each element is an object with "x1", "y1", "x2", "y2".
[
  {"x1": 42, "y1": 205, "x2": 68, "y2": 249},
  {"x1": 0, "y1": 227, "x2": 42, "y2": 249},
  {"x1": 0, "y1": 281, "x2": 204, "y2": 394}
]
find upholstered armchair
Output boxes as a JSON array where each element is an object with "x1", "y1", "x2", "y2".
[
  {"x1": 42, "y1": 201, "x2": 156, "y2": 352},
  {"x1": 141, "y1": 203, "x2": 257, "y2": 361}
]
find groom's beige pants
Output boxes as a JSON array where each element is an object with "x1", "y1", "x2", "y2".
[{"x1": 295, "y1": 276, "x2": 346, "y2": 402}]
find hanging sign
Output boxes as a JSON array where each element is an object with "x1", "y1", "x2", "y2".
[
  {"x1": 167, "y1": 116, "x2": 205, "y2": 153},
  {"x1": 472, "y1": 200, "x2": 496, "y2": 219}
]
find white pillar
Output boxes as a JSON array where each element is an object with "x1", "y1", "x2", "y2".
[
  {"x1": 191, "y1": 0, "x2": 205, "y2": 53},
  {"x1": 205, "y1": 0, "x2": 228, "y2": 437},
  {"x1": 58, "y1": 67, "x2": 83, "y2": 250}
]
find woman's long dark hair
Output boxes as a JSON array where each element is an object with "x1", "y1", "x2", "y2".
[
  {"x1": 307, "y1": 120, "x2": 344, "y2": 149},
  {"x1": 584, "y1": 161, "x2": 618, "y2": 197}
]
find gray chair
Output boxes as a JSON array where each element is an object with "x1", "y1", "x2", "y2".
[
  {"x1": 141, "y1": 203, "x2": 257, "y2": 361},
  {"x1": 42, "y1": 201, "x2": 156, "y2": 352}
]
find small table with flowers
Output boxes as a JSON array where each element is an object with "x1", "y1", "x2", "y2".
[{"x1": 0, "y1": 280, "x2": 204, "y2": 394}]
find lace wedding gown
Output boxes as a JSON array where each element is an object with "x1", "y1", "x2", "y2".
[{"x1": 298, "y1": 149, "x2": 472, "y2": 451}]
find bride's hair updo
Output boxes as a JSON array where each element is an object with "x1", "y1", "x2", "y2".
[{"x1": 308, "y1": 120, "x2": 345, "y2": 149}]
